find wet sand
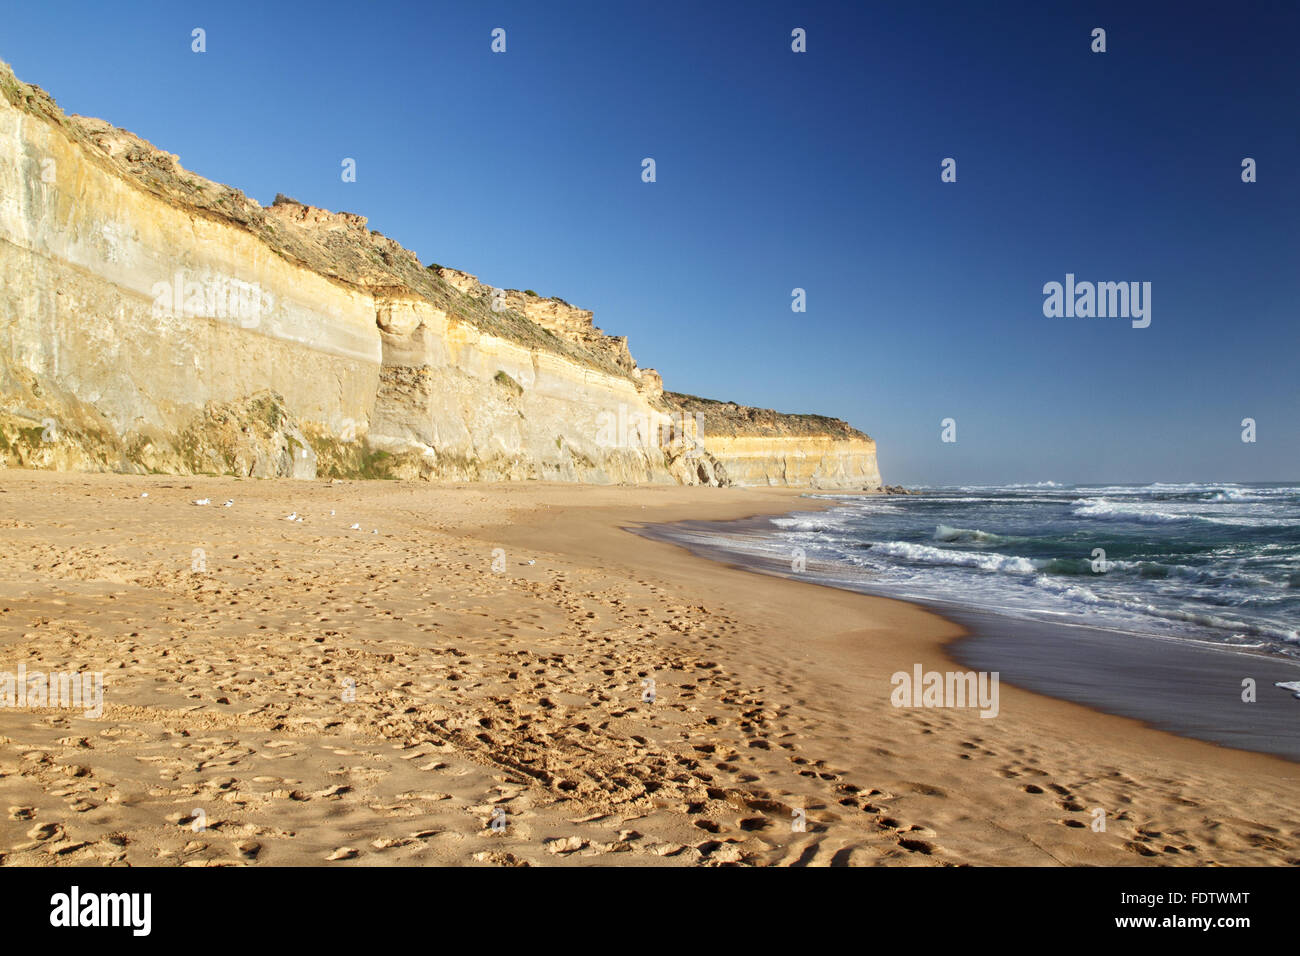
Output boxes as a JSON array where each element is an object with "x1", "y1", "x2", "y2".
[
  {"x1": 949, "y1": 612, "x2": 1300, "y2": 762},
  {"x1": 637, "y1": 515, "x2": 1300, "y2": 761}
]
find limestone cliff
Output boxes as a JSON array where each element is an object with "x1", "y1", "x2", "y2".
[
  {"x1": 665, "y1": 393, "x2": 881, "y2": 490},
  {"x1": 0, "y1": 62, "x2": 881, "y2": 489}
]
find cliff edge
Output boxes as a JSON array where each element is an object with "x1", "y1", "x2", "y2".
[{"x1": 0, "y1": 61, "x2": 882, "y2": 489}]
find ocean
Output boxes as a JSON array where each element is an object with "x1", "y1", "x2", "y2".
[{"x1": 664, "y1": 482, "x2": 1300, "y2": 660}]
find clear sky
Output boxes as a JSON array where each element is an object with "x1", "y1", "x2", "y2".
[{"x1": 5, "y1": 0, "x2": 1297, "y2": 484}]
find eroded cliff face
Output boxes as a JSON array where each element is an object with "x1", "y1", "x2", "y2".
[
  {"x1": 664, "y1": 394, "x2": 880, "y2": 490},
  {"x1": 366, "y1": 292, "x2": 714, "y2": 483},
  {"x1": 0, "y1": 62, "x2": 882, "y2": 489}
]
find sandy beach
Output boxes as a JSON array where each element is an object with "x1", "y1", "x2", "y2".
[{"x1": 0, "y1": 472, "x2": 1296, "y2": 866}]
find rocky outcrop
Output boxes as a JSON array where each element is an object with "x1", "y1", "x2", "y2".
[
  {"x1": 664, "y1": 394, "x2": 880, "y2": 490},
  {"x1": 430, "y1": 267, "x2": 652, "y2": 382},
  {"x1": 364, "y1": 291, "x2": 701, "y2": 483},
  {"x1": 0, "y1": 61, "x2": 882, "y2": 489}
]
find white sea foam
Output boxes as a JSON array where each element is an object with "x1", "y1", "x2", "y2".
[
  {"x1": 1068, "y1": 498, "x2": 1293, "y2": 527},
  {"x1": 769, "y1": 515, "x2": 845, "y2": 532},
  {"x1": 870, "y1": 541, "x2": 1038, "y2": 574},
  {"x1": 769, "y1": 516, "x2": 828, "y2": 531}
]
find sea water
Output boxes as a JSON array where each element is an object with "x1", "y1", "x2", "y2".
[{"x1": 692, "y1": 482, "x2": 1300, "y2": 659}]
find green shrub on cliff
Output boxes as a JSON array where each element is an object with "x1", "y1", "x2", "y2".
[{"x1": 493, "y1": 370, "x2": 524, "y2": 396}]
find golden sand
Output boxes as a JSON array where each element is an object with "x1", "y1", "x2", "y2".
[{"x1": 0, "y1": 472, "x2": 1294, "y2": 866}]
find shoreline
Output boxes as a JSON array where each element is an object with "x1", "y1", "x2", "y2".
[
  {"x1": 1, "y1": 472, "x2": 1297, "y2": 865},
  {"x1": 633, "y1": 508, "x2": 1300, "y2": 763}
]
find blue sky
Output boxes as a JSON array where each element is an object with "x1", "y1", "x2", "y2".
[{"x1": 5, "y1": 0, "x2": 1297, "y2": 484}]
